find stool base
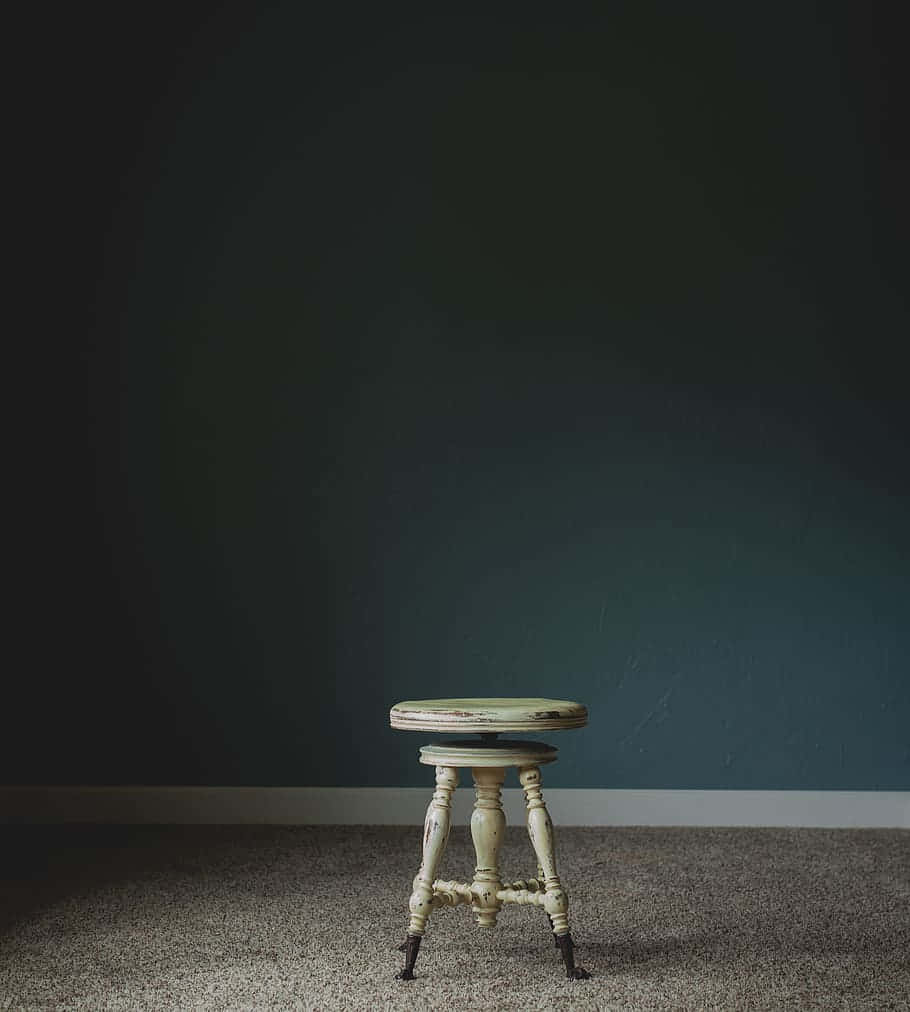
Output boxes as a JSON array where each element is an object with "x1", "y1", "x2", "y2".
[{"x1": 395, "y1": 746, "x2": 589, "y2": 981}]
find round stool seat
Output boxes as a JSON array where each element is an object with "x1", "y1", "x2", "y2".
[
  {"x1": 389, "y1": 697, "x2": 587, "y2": 733},
  {"x1": 418, "y1": 739, "x2": 558, "y2": 767}
]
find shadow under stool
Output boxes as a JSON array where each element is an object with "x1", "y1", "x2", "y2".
[{"x1": 388, "y1": 697, "x2": 590, "y2": 981}]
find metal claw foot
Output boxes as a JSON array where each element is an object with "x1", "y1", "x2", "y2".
[
  {"x1": 395, "y1": 934, "x2": 421, "y2": 980},
  {"x1": 546, "y1": 912, "x2": 559, "y2": 948},
  {"x1": 556, "y1": 932, "x2": 590, "y2": 980}
]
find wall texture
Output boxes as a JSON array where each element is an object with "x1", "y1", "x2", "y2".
[{"x1": 10, "y1": 6, "x2": 908, "y2": 789}]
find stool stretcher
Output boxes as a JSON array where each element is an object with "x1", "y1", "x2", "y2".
[{"x1": 430, "y1": 877, "x2": 550, "y2": 908}]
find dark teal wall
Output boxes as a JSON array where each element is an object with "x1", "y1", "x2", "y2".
[{"x1": 10, "y1": 5, "x2": 908, "y2": 788}]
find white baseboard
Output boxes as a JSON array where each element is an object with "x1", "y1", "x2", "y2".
[{"x1": 1, "y1": 787, "x2": 907, "y2": 828}]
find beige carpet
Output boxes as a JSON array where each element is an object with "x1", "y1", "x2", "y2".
[{"x1": 0, "y1": 824, "x2": 907, "y2": 1010}]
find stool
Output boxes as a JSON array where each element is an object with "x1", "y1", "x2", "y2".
[{"x1": 389, "y1": 697, "x2": 590, "y2": 981}]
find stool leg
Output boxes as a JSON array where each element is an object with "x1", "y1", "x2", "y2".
[
  {"x1": 396, "y1": 765, "x2": 458, "y2": 980},
  {"x1": 519, "y1": 765, "x2": 590, "y2": 980},
  {"x1": 470, "y1": 766, "x2": 506, "y2": 927},
  {"x1": 538, "y1": 860, "x2": 559, "y2": 947}
]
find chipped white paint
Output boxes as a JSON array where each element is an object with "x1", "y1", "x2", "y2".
[
  {"x1": 520, "y1": 765, "x2": 570, "y2": 936},
  {"x1": 406, "y1": 766, "x2": 457, "y2": 937},
  {"x1": 389, "y1": 697, "x2": 588, "y2": 733},
  {"x1": 470, "y1": 766, "x2": 506, "y2": 927},
  {"x1": 418, "y1": 739, "x2": 557, "y2": 767}
]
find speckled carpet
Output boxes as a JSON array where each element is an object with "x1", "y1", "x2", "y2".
[{"x1": 0, "y1": 824, "x2": 907, "y2": 1010}]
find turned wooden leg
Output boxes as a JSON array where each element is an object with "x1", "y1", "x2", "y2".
[
  {"x1": 519, "y1": 765, "x2": 589, "y2": 980},
  {"x1": 397, "y1": 765, "x2": 458, "y2": 980},
  {"x1": 539, "y1": 860, "x2": 559, "y2": 947},
  {"x1": 470, "y1": 766, "x2": 506, "y2": 927}
]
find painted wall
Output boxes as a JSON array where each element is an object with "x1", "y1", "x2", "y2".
[{"x1": 9, "y1": 6, "x2": 908, "y2": 789}]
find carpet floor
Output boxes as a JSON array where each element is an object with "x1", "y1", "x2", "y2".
[{"x1": 0, "y1": 824, "x2": 907, "y2": 1010}]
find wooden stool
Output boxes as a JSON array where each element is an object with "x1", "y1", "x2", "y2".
[{"x1": 389, "y1": 697, "x2": 590, "y2": 981}]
